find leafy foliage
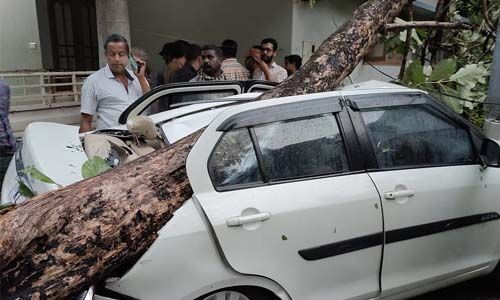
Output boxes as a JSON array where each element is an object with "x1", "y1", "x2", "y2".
[
  {"x1": 16, "y1": 166, "x2": 63, "y2": 198},
  {"x1": 404, "y1": 61, "x2": 426, "y2": 86},
  {"x1": 391, "y1": 0, "x2": 498, "y2": 124},
  {"x1": 401, "y1": 59, "x2": 489, "y2": 114},
  {"x1": 82, "y1": 156, "x2": 111, "y2": 179},
  {"x1": 0, "y1": 202, "x2": 14, "y2": 213},
  {"x1": 429, "y1": 59, "x2": 456, "y2": 82}
]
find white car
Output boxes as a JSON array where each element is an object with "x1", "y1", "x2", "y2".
[
  {"x1": 9, "y1": 81, "x2": 500, "y2": 300},
  {"x1": 1, "y1": 80, "x2": 276, "y2": 205}
]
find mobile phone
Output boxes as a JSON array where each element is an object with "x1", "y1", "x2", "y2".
[{"x1": 128, "y1": 54, "x2": 140, "y2": 72}]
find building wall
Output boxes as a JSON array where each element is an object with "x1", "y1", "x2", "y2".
[
  {"x1": 291, "y1": 0, "x2": 360, "y2": 62},
  {"x1": 292, "y1": 0, "x2": 401, "y2": 84},
  {"x1": 128, "y1": 0, "x2": 293, "y2": 77},
  {"x1": 0, "y1": 0, "x2": 43, "y2": 72},
  {"x1": 414, "y1": 0, "x2": 437, "y2": 11}
]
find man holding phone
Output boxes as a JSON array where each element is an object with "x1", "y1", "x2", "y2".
[
  {"x1": 79, "y1": 34, "x2": 150, "y2": 133},
  {"x1": 252, "y1": 38, "x2": 287, "y2": 83}
]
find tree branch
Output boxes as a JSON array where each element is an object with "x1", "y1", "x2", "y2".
[
  {"x1": 483, "y1": 0, "x2": 497, "y2": 34},
  {"x1": 398, "y1": 0, "x2": 414, "y2": 80},
  {"x1": 384, "y1": 21, "x2": 470, "y2": 32},
  {"x1": 420, "y1": 0, "x2": 448, "y2": 65}
]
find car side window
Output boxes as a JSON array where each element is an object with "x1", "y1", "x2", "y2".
[
  {"x1": 145, "y1": 90, "x2": 238, "y2": 115},
  {"x1": 361, "y1": 105, "x2": 475, "y2": 168},
  {"x1": 254, "y1": 114, "x2": 349, "y2": 181},
  {"x1": 209, "y1": 129, "x2": 262, "y2": 188}
]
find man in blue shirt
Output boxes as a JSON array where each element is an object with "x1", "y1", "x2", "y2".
[
  {"x1": 80, "y1": 34, "x2": 150, "y2": 132},
  {"x1": 0, "y1": 80, "x2": 15, "y2": 192}
]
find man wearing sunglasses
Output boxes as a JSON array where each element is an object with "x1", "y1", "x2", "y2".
[{"x1": 251, "y1": 38, "x2": 288, "y2": 83}]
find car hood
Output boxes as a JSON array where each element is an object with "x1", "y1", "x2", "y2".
[{"x1": 23, "y1": 122, "x2": 88, "y2": 188}]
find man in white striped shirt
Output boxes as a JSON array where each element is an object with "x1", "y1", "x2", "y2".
[{"x1": 251, "y1": 38, "x2": 288, "y2": 83}]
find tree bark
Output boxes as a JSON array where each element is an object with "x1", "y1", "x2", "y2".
[
  {"x1": 428, "y1": 0, "x2": 451, "y2": 65},
  {"x1": 398, "y1": 0, "x2": 414, "y2": 80},
  {"x1": 384, "y1": 21, "x2": 470, "y2": 32},
  {"x1": 420, "y1": 0, "x2": 449, "y2": 65},
  {"x1": 0, "y1": 0, "x2": 407, "y2": 298},
  {"x1": 0, "y1": 131, "x2": 202, "y2": 299}
]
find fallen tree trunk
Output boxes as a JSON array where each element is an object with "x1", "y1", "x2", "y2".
[
  {"x1": 0, "y1": 131, "x2": 202, "y2": 299},
  {"x1": 0, "y1": 0, "x2": 406, "y2": 298}
]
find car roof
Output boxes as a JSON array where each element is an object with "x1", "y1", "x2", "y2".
[
  {"x1": 150, "y1": 80, "x2": 422, "y2": 127},
  {"x1": 340, "y1": 80, "x2": 417, "y2": 92},
  {"x1": 146, "y1": 92, "x2": 263, "y2": 124},
  {"x1": 206, "y1": 81, "x2": 426, "y2": 129}
]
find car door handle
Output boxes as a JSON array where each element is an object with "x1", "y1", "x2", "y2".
[
  {"x1": 384, "y1": 189, "x2": 416, "y2": 200},
  {"x1": 226, "y1": 212, "x2": 272, "y2": 227}
]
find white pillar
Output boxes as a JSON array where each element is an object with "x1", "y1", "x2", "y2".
[
  {"x1": 95, "y1": 0, "x2": 131, "y2": 67},
  {"x1": 484, "y1": 23, "x2": 500, "y2": 140},
  {"x1": 486, "y1": 22, "x2": 500, "y2": 121}
]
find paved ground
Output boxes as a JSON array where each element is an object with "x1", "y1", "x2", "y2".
[{"x1": 411, "y1": 273, "x2": 500, "y2": 300}]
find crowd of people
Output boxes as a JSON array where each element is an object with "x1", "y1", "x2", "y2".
[
  {"x1": 151, "y1": 37, "x2": 302, "y2": 85},
  {"x1": 79, "y1": 33, "x2": 304, "y2": 133}
]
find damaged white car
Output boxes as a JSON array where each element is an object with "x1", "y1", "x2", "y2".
[
  {"x1": 7, "y1": 81, "x2": 500, "y2": 300},
  {"x1": 1, "y1": 80, "x2": 275, "y2": 205}
]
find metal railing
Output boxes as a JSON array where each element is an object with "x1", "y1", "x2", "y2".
[{"x1": 0, "y1": 71, "x2": 95, "y2": 112}]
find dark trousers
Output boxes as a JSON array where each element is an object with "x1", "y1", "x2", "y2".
[{"x1": 0, "y1": 152, "x2": 13, "y2": 193}]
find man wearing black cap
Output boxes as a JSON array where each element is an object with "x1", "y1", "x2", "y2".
[{"x1": 154, "y1": 40, "x2": 190, "y2": 86}]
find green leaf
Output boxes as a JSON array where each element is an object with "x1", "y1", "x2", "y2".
[
  {"x1": 0, "y1": 203, "x2": 14, "y2": 212},
  {"x1": 82, "y1": 156, "x2": 111, "y2": 179},
  {"x1": 403, "y1": 61, "x2": 426, "y2": 87},
  {"x1": 429, "y1": 85, "x2": 465, "y2": 114},
  {"x1": 385, "y1": 34, "x2": 405, "y2": 55},
  {"x1": 429, "y1": 59, "x2": 457, "y2": 82},
  {"x1": 450, "y1": 64, "x2": 489, "y2": 89},
  {"x1": 450, "y1": 64, "x2": 490, "y2": 105},
  {"x1": 18, "y1": 180, "x2": 36, "y2": 198},
  {"x1": 21, "y1": 166, "x2": 62, "y2": 188}
]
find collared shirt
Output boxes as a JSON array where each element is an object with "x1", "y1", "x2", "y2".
[
  {"x1": 190, "y1": 71, "x2": 228, "y2": 82},
  {"x1": 0, "y1": 80, "x2": 15, "y2": 152},
  {"x1": 252, "y1": 61, "x2": 288, "y2": 83},
  {"x1": 221, "y1": 58, "x2": 250, "y2": 81},
  {"x1": 80, "y1": 65, "x2": 143, "y2": 130}
]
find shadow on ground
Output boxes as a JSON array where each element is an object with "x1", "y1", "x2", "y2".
[{"x1": 411, "y1": 273, "x2": 500, "y2": 300}]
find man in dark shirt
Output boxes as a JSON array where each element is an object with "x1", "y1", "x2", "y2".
[
  {"x1": 0, "y1": 80, "x2": 15, "y2": 192},
  {"x1": 284, "y1": 54, "x2": 303, "y2": 76},
  {"x1": 172, "y1": 44, "x2": 202, "y2": 83}
]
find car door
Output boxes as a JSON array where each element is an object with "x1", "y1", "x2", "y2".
[
  {"x1": 118, "y1": 81, "x2": 243, "y2": 124},
  {"x1": 348, "y1": 93, "x2": 500, "y2": 297},
  {"x1": 188, "y1": 98, "x2": 384, "y2": 300}
]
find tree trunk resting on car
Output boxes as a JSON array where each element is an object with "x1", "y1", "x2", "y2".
[{"x1": 0, "y1": 0, "x2": 407, "y2": 298}]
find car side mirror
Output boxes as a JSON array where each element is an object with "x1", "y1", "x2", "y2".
[{"x1": 480, "y1": 138, "x2": 500, "y2": 168}]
